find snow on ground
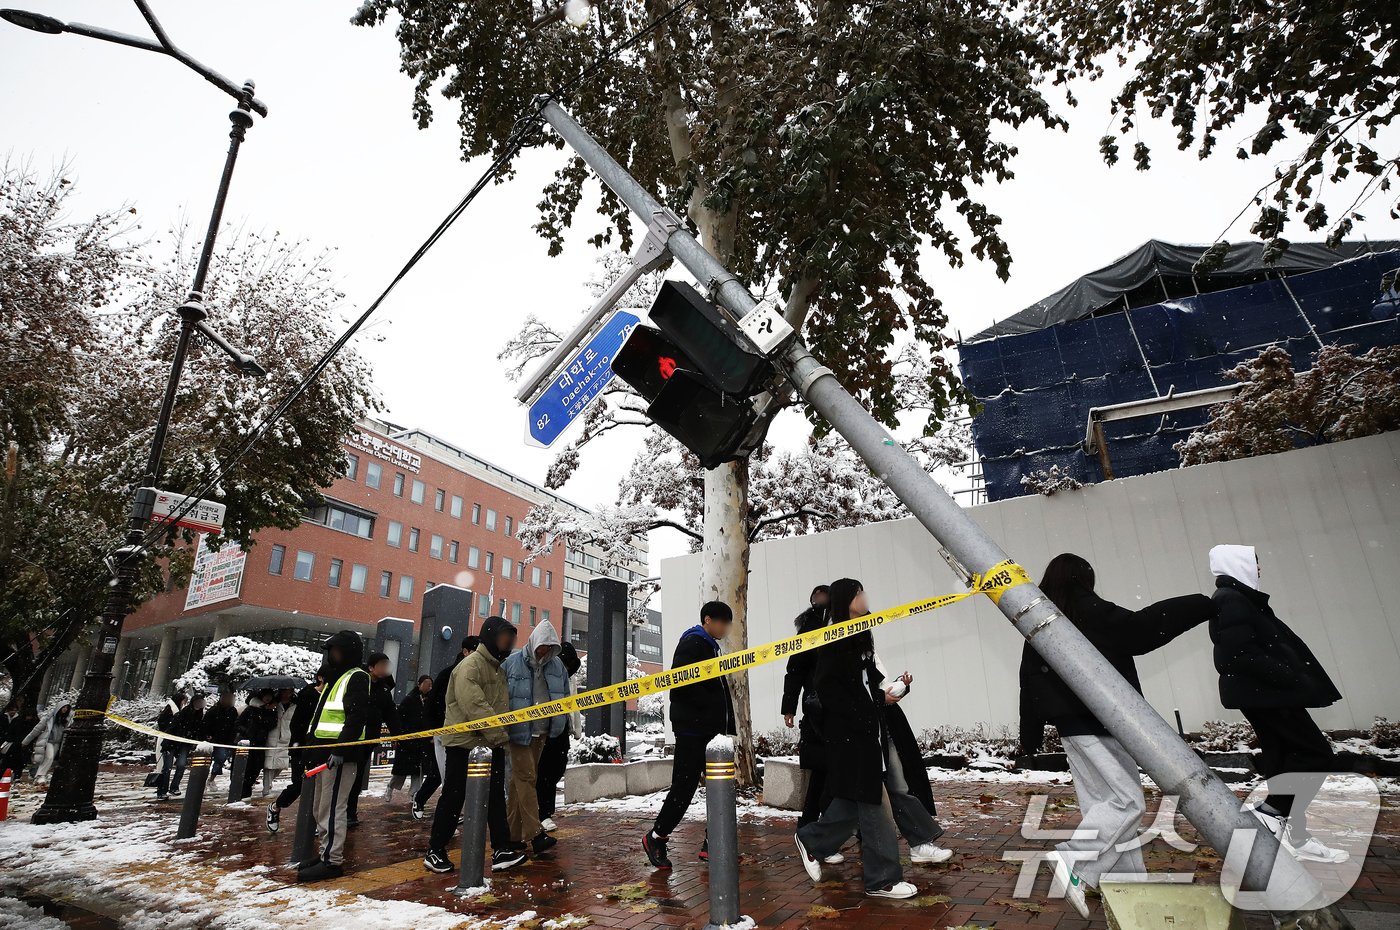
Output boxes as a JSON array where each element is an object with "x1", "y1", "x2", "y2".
[
  {"x1": 927, "y1": 765, "x2": 1071, "y2": 787},
  {"x1": 0, "y1": 816, "x2": 577, "y2": 930},
  {"x1": 0, "y1": 895, "x2": 69, "y2": 930},
  {"x1": 565, "y1": 785, "x2": 794, "y2": 822}
]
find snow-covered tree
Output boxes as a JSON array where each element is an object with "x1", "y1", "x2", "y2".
[
  {"x1": 172, "y1": 636, "x2": 322, "y2": 695},
  {"x1": 1176, "y1": 343, "x2": 1400, "y2": 466},
  {"x1": 0, "y1": 164, "x2": 377, "y2": 705}
]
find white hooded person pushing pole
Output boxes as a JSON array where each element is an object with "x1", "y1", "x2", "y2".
[
  {"x1": 1207, "y1": 544, "x2": 1349, "y2": 864},
  {"x1": 297, "y1": 630, "x2": 370, "y2": 882}
]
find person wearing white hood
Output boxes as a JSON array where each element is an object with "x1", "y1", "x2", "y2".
[
  {"x1": 502, "y1": 619, "x2": 571, "y2": 857},
  {"x1": 1208, "y1": 544, "x2": 1348, "y2": 864}
]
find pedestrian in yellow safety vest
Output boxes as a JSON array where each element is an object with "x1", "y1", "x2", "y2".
[{"x1": 297, "y1": 630, "x2": 370, "y2": 883}]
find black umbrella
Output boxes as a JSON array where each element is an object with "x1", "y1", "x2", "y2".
[{"x1": 237, "y1": 675, "x2": 306, "y2": 692}]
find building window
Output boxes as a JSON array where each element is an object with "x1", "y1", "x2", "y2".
[
  {"x1": 640, "y1": 643, "x2": 662, "y2": 659},
  {"x1": 350, "y1": 563, "x2": 368, "y2": 593},
  {"x1": 411, "y1": 479, "x2": 425, "y2": 504},
  {"x1": 409, "y1": 527, "x2": 420, "y2": 553},
  {"x1": 485, "y1": 552, "x2": 495, "y2": 574},
  {"x1": 366, "y1": 462, "x2": 382, "y2": 489},
  {"x1": 430, "y1": 534, "x2": 444, "y2": 560},
  {"x1": 269, "y1": 544, "x2": 286, "y2": 576},
  {"x1": 542, "y1": 609, "x2": 551, "y2": 626},
  {"x1": 504, "y1": 515, "x2": 513, "y2": 537},
  {"x1": 468, "y1": 546, "x2": 480, "y2": 569},
  {"x1": 531, "y1": 566, "x2": 541, "y2": 587},
  {"x1": 478, "y1": 594, "x2": 489, "y2": 618},
  {"x1": 564, "y1": 576, "x2": 588, "y2": 597},
  {"x1": 379, "y1": 571, "x2": 392, "y2": 598},
  {"x1": 448, "y1": 540, "x2": 459, "y2": 563},
  {"x1": 294, "y1": 550, "x2": 315, "y2": 582},
  {"x1": 387, "y1": 520, "x2": 402, "y2": 548},
  {"x1": 545, "y1": 570, "x2": 553, "y2": 590},
  {"x1": 471, "y1": 503, "x2": 481, "y2": 525},
  {"x1": 510, "y1": 602, "x2": 522, "y2": 624},
  {"x1": 304, "y1": 500, "x2": 375, "y2": 539},
  {"x1": 329, "y1": 559, "x2": 343, "y2": 588},
  {"x1": 499, "y1": 598, "x2": 507, "y2": 616},
  {"x1": 485, "y1": 509, "x2": 497, "y2": 531},
  {"x1": 529, "y1": 606, "x2": 537, "y2": 626},
  {"x1": 502, "y1": 556, "x2": 513, "y2": 580},
  {"x1": 345, "y1": 454, "x2": 359, "y2": 481},
  {"x1": 399, "y1": 575, "x2": 414, "y2": 602},
  {"x1": 450, "y1": 495, "x2": 463, "y2": 518},
  {"x1": 517, "y1": 562, "x2": 525, "y2": 582},
  {"x1": 434, "y1": 488, "x2": 445, "y2": 512}
]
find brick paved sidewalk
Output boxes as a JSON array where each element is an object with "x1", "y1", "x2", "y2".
[{"x1": 2, "y1": 765, "x2": 1398, "y2": 929}]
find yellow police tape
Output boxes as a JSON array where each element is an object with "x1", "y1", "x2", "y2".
[{"x1": 88, "y1": 560, "x2": 1030, "y2": 753}]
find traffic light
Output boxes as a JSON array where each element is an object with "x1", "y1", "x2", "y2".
[
  {"x1": 648, "y1": 281, "x2": 772, "y2": 397},
  {"x1": 612, "y1": 323, "x2": 768, "y2": 469}
]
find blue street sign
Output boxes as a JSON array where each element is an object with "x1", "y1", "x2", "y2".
[{"x1": 526, "y1": 310, "x2": 641, "y2": 448}]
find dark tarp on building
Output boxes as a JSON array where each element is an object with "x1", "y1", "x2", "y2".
[
  {"x1": 958, "y1": 245, "x2": 1400, "y2": 501},
  {"x1": 970, "y1": 239, "x2": 1400, "y2": 341}
]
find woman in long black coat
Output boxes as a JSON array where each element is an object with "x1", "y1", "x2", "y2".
[
  {"x1": 387, "y1": 674, "x2": 433, "y2": 800},
  {"x1": 780, "y1": 585, "x2": 830, "y2": 827},
  {"x1": 793, "y1": 578, "x2": 945, "y2": 900}
]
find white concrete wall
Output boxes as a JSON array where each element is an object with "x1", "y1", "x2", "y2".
[{"x1": 660, "y1": 431, "x2": 1400, "y2": 737}]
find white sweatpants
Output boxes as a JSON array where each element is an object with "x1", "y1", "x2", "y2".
[{"x1": 1058, "y1": 734, "x2": 1149, "y2": 887}]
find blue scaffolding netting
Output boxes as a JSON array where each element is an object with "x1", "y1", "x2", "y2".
[{"x1": 958, "y1": 245, "x2": 1400, "y2": 501}]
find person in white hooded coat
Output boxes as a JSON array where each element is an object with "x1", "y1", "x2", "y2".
[
  {"x1": 1207, "y1": 544, "x2": 1348, "y2": 865},
  {"x1": 501, "y1": 620, "x2": 570, "y2": 856}
]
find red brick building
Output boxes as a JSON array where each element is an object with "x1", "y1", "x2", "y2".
[{"x1": 69, "y1": 419, "x2": 652, "y2": 699}]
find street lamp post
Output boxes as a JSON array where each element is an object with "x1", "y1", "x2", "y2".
[{"x1": 2, "y1": 0, "x2": 268, "y2": 824}]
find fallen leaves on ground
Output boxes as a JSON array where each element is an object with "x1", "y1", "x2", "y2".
[
  {"x1": 993, "y1": 898, "x2": 1043, "y2": 913},
  {"x1": 900, "y1": 894, "x2": 952, "y2": 908},
  {"x1": 605, "y1": 882, "x2": 650, "y2": 902},
  {"x1": 806, "y1": 904, "x2": 841, "y2": 919}
]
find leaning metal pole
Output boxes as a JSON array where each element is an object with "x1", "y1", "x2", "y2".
[
  {"x1": 33, "y1": 84, "x2": 263, "y2": 825},
  {"x1": 536, "y1": 99, "x2": 1331, "y2": 916}
]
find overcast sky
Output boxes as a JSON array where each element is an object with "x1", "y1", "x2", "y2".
[{"x1": 4, "y1": 2, "x2": 1394, "y2": 572}]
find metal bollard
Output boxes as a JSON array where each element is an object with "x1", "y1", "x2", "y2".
[
  {"x1": 227, "y1": 740, "x2": 250, "y2": 803},
  {"x1": 177, "y1": 750, "x2": 212, "y2": 839},
  {"x1": 453, "y1": 746, "x2": 494, "y2": 894},
  {"x1": 290, "y1": 767, "x2": 320, "y2": 867},
  {"x1": 703, "y1": 739, "x2": 747, "y2": 930}
]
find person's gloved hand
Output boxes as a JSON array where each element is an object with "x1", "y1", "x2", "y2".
[
  {"x1": 0, "y1": 741, "x2": 11, "y2": 754},
  {"x1": 326, "y1": 753, "x2": 344, "y2": 769}
]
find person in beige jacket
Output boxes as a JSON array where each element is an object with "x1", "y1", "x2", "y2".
[{"x1": 424, "y1": 616, "x2": 526, "y2": 874}]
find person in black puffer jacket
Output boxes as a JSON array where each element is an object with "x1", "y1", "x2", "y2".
[
  {"x1": 387, "y1": 674, "x2": 433, "y2": 801},
  {"x1": 1017, "y1": 553, "x2": 1214, "y2": 916},
  {"x1": 266, "y1": 670, "x2": 326, "y2": 835},
  {"x1": 1207, "y1": 544, "x2": 1347, "y2": 865},
  {"x1": 202, "y1": 690, "x2": 239, "y2": 782},
  {"x1": 345, "y1": 652, "x2": 401, "y2": 824},
  {"x1": 642, "y1": 601, "x2": 735, "y2": 870},
  {"x1": 237, "y1": 689, "x2": 278, "y2": 801},
  {"x1": 781, "y1": 585, "x2": 830, "y2": 827}
]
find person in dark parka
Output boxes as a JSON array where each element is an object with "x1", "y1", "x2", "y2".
[
  {"x1": 781, "y1": 585, "x2": 830, "y2": 828},
  {"x1": 266, "y1": 670, "x2": 325, "y2": 835},
  {"x1": 237, "y1": 689, "x2": 278, "y2": 800},
  {"x1": 1208, "y1": 544, "x2": 1348, "y2": 865},
  {"x1": 387, "y1": 674, "x2": 433, "y2": 801},
  {"x1": 642, "y1": 601, "x2": 736, "y2": 870},
  {"x1": 412, "y1": 635, "x2": 480, "y2": 820},
  {"x1": 794, "y1": 579, "x2": 944, "y2": 901},
  {"x1": 202, "y1": 691, "x2": 239, "y2": 781},
  {"x1": 345, "y1": 652, "x2": 401, "y2": 824},
  {"x1": 298, "y1": 631, "x2": 370, "y2": 882},
  {"x1": 1018, "y1": 552, "x2": 1215, "y2": 917}
]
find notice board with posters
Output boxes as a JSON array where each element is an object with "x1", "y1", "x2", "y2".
[{"x1": 184, "y1": 535, "x2": 246, "y2": 610}]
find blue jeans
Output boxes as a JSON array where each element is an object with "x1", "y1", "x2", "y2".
[
  {"x1": 211, "y1": 746, "x2": 234, "y2": 776},
  {"x1": 156, "y1": 746, "x2": 189, "y2": 797}
]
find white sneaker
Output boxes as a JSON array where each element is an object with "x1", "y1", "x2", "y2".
[
  {"x1": 794, "y1": 833, "x2": 822, "y2": 883},
  {"x1": 1284, "y1": 831, "x2": 1350, "y2": 864},
  {"x1": 1247, "y1": 805, "x2": 1285, "y2": 839},
  {"x1": 866, "y1": 881, "x2": 918, "y2": 900},
  {"x1": 1046, "y1": 850, "x2": 1090, "y2": 918},
  {"x1": 910, "y1": 843, "x2": 953, "y2": 864},
  {"x1": 823, "y1": 852, "x2": 845, "y2": 864},
  {"x1": 541, "y1": 817, "x2": 558, "y2": 832}
]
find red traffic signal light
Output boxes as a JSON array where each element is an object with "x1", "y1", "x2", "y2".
[{"x1": 659, "y1": 356, "x2": 677, "y2": 380}]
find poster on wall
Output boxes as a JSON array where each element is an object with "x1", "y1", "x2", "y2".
[{"x1": 184, "y1": 535, "x2": 246, "y2": 610}]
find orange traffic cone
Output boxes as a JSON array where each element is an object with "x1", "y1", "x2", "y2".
[{"x1": 0, "y1": 768, "x2": 12, "y2": 821}]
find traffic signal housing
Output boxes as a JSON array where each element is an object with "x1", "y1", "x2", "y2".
[
  {"x1": 612, "y1": 322, "x2": 768, "y2": 469},
  {"x1": 648, "y1": 281, "x2": 771, "y2": 397}
]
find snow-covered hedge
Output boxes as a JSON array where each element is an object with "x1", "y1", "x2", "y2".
[
  {"x1": 568, "y1": 733, "x2": 622, "y2": 764},
  {"x1": 173, "y1": 636, "x2": 321, "y2": 694}
]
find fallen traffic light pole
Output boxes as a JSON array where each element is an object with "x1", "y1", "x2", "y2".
[{"x1": 533, "y1": 96, "x2": 1342, "y2": 925}]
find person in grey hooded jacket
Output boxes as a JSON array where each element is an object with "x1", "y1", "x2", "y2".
[{"x1": 502, "y1": 620, "x2": 570, "y2": 855}]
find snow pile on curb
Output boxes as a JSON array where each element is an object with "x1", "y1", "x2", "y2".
[{"x1": 0, "y1": 818, "x2": 578, "y2": 930}]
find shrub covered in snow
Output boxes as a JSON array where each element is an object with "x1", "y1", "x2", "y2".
[
  {"x1": 754, "y1": 728, "x2": 800, "y2": 758},
  {"x1": 1020, "y1": 465, "x2": 1084, "y2": 496},
  {"x1": 1370, "y1": 717, "x2": 1400, "y2": 750},
  {"x1": 1194, "y1": 719, "x2": 1258, "y2": 752},
  {"x1": 568, "y1": 733, "x2": 622, "y2": 764},
  {"x1": 173, "y1": 635, "x2": 321, "y2": 694}
]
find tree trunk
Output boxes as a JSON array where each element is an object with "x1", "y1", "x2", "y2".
[{"x1": 700, "y1": 460, "x2": 754, "y2": 786}]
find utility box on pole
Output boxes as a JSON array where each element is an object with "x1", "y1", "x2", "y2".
[
  {"x1": 585, "y1": 577, "x2": 629, "y2": 753},
  {"x1": 418, "y1": 584, "x2": 474, "y2": 684}
]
